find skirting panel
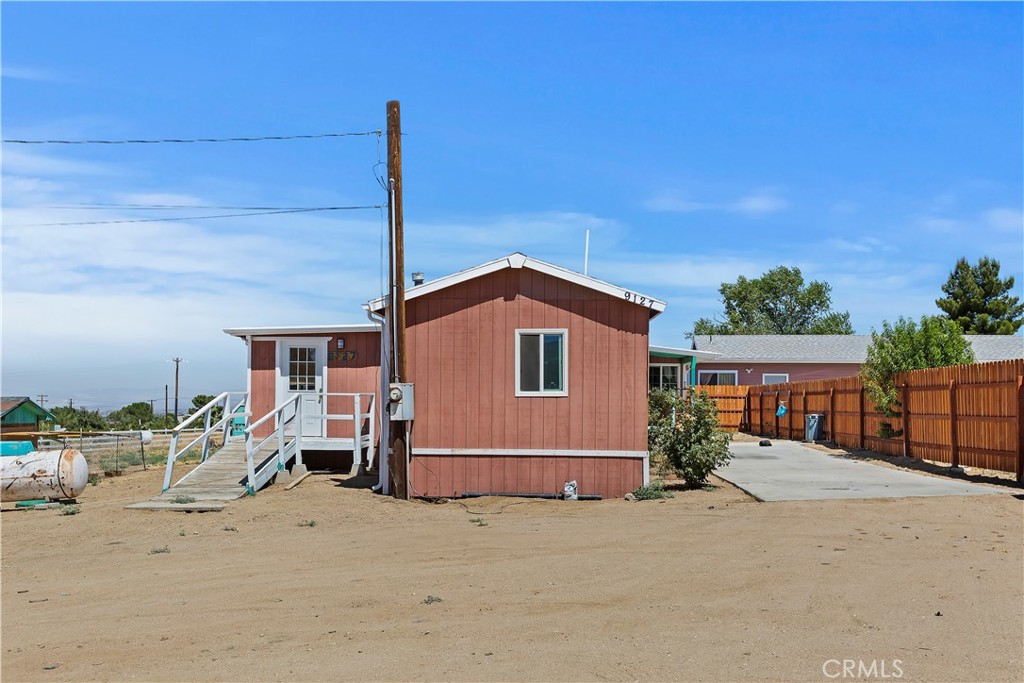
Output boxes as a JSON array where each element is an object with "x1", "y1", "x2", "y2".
[{"x1": 408, "y1": 453, "x2": 646, "y2": 499}]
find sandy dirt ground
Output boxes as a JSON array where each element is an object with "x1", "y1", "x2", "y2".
[{"x1": 2, "y1": 463, "x2": 1022, "y2": 682}]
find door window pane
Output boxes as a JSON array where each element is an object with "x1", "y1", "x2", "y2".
[{"x1": 289, "y1": 347, "x2": 317, "y2": 391}]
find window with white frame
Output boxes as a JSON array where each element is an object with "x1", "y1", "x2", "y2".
[
  {"x1": 649, "y1": 364, "x2": 680, "y2": 390},
  {"x1": 516, "y1": 329, "x2": 567, "y2": 396},
  {"x1": 697, "y1": 370, "x2": 738, "y2": 386},
  {"x1": 762, "y1": 373, "x2": 789, "y2": 385}
]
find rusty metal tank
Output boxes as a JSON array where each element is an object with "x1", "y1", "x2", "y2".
[{"x1": 0, "y1": 448, "x2": 89, "y2": 502}]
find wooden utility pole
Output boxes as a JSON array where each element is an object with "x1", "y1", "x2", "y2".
[
  {"x1": 37, "y1": 394, "x2": 47, "y2": 407},
  {"x1": 387, "y1": 99, "x2": 409, "y2": 500},
  {"x1": 171, "y1": 357, "x2": 183, "y2": 423}
]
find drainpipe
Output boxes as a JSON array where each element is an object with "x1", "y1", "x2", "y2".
[{"x1": 365, "y1": 306, "x2": 389, "y2": 494}]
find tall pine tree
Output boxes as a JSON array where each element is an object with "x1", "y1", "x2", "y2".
[{"x1": 936, "y1": 257, "x2": 1023, "y2": 334}]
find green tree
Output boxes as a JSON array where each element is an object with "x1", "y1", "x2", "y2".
[
  {"x1": 188, "y1": 394, "x2": 223, "y2": 425},
  {"x1": 648, "y1": 389, "x2": 732, "y2": 488},
  {"x1": 936, "y1": 256, "x2": 1023, "y2": 334},
  {"x1": 860, "y1": 316, "x2": 975, "y2": 437},
  {"x1": 107, "y1": 401, "x2": 155, "y2": 430},
  {"x1": 693, "y1": 266, "x2": 854, "y2": 335},
  {"x1": 51, "y1": 406, "x2": 108, "y2": 431}
]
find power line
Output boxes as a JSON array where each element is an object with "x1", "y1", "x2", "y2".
[
  {"x1": 44, "y1": 203, "x2": 349, "y2": 210},
  {"x1": 22, "y1": 205, "x2": 385, "y2": 228},
  {"x1": 3, "y1": 131, "x2": 382, "y2": 145}
]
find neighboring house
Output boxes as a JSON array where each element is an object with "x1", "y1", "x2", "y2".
[
  {"x1": 1, "y1": 397, "x2": 56, "y2": 447},
  {"x1": 648, "y1": 345, "x2": 722, "y2": 390},
  {"x1": 227, "y1": 253, "x2": 670, "y2": 499},
  {"x1": 689, "y1": 334, "x2": 1024, "y2": 386}
]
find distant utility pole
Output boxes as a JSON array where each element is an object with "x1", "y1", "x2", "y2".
[
  {"x1": 68, "y1": 398, "x2": 74, "y2": 410},
  {"x1": 170, "y1": 357, "x2": 184, "y2": 422},
  {"x1": 37, "y1": 394, "x2": 47, "y2": 407},
  {"x1": 387, "y1": 99, "x2": 409, "y2": 500}
]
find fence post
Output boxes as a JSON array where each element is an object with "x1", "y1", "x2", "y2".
[
  {"x1": 828, "y1": 387, "x2": 835, "y2": 442},
  {"x1": 948, "y1": 379, "x2": 959, "y2": 469},
  {"x1": 787, "y1": 389, "x2": 793, "y2": 439},
  {"x1": 1016, "y1": 375, "x2": 1023, "y2": 485},
  {"x1": 901, "y1": 383, "x2": 911, "y2": 459},
  {"x1": 758, "y1": 391, "x2": 764, "y2": 435},
  {"x1": 858, "y1": 385, "x2": 865, "y2": 450},
  {"x1": 773, "y1": 391, "x2": 780, "y2": 438},
  {"x1": 802, "y1": 391, "x2": 808, "y2": 440}
]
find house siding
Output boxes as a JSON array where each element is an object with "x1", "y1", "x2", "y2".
[
  {"x1": 696, "y1": 362, "x2": 862, "y2": 385},
  {"x1": 405, "y1": 267, "x2": 649, "y2": 497},
  {"x1": 250, "y1": 340, "x2": 277, "y2": 438},
  {"x1": 324, "y1": 332, "x2": 380, "y2": 439}
]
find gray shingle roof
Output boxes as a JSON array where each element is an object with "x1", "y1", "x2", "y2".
[
  {"x1": 967, "y1": 335, "x2": 1024, "y2": 362},
  {"x1": 690, "y1": 335, "x2": 1024, "y2": 363}
]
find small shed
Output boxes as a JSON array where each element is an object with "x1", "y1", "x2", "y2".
[{"x1": 1, "y1": 397, "x2": 56, "y2": 447}]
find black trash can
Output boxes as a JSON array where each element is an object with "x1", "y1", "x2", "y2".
[{"x1": 805, "y1": 413, "x2": 825, "y2": 441}]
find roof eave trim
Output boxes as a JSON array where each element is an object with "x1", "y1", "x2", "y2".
[
  {"x1": 224, "y1": 324, "x2": 380, "y2": 338},
  {"x1": 367, "y1": 253, "x2": 667, "y2": 315}
]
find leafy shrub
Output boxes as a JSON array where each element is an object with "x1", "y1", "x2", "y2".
[
  {"x1": 631, "y1": 481, "x2": 673, "y2": 500},
  {"x1": 649, "y1": 389, "x2": 732, "y2": 488},
  {"x1": 60, "y1": 505, "x2": 80, "y2": 516},
  {"x1": 861, "y1": 316, "x2": 974, "y2": 436}
]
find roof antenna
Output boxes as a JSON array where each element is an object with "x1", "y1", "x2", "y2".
[{"x1": 583, "y1": 228, "x2": 590, "y2": 275}]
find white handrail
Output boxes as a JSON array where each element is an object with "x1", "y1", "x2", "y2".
[
  {"x1": 244, "y1": 394, "x2": 302, "y2": 495},
  {"x1": 163, "y1": 391, "x2": 247, "y2": 492}
]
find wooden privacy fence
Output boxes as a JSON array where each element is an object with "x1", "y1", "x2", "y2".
[
  {"x1": 741, "y1": 359, "x2": 1024, "y2": 482},
  {"x1": 690, "y1": 385, "x2": 749, "y2": 432}
]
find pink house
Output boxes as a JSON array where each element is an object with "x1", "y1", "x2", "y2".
[
  {"x1": 226, "y1": 253, "x2": 674, "y2": 499},
  {"x1": 689, "y1": 334, "x2": 1023, "y2": 386}
]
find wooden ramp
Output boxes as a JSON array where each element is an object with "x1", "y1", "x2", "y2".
[{"x1": 126, "y1": 440, "x2": 277, "y2": 509}]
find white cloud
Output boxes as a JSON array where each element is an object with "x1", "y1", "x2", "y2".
[
  {"x1": 1, "y1": 64, "x2": 58, "y2": 82},
  {"x1": 594, "y1": 254, "x2": 769, "y2": 290},
  {"x1": 984, "y1": 207, "x2": 1023, "y2": 232},
  {"x1": 642, "y1": 192, "x2": 710, "y2": 213},
  {"x1": 644, "y1": 187, "x2": 789, "y2": 217},
  {"x1": 2, "y1": 148, "x2": 116, "y2": 179},
  {"x1": 730, "y1": 191, "x2": 789, "y2": 216},
  {"x1": 919, "y1": 216, "x2": 962, "y2": 233},
  {"x1": 825, "y1": 236, "x2": 892, "y2": 254}
]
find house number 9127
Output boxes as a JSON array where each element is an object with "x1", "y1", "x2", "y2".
[{"x1": 623, "y1": 291, "x2": 655, "y2": 308}]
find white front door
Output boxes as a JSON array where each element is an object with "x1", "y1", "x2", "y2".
[{"x1": 281, "y1": 341, "x2": 326, "y2": 438}]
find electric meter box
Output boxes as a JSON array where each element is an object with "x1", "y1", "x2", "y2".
[{"x1": 388, "y1": 383, "x2": 415, "y2": 421}]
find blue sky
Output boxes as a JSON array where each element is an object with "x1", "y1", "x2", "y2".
[{"x1": 2, "y1": 2, "x2": 1022, "y2": 411}]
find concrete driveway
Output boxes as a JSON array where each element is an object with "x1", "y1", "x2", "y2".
[{"x1": 716, "y1": 440, "x2": 1004, "y2": 501}]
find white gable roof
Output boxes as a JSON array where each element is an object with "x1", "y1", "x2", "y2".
[{"x1": 367, "y1": 252, "x2": 666, "y2": 318}]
